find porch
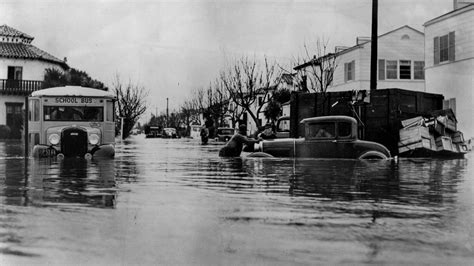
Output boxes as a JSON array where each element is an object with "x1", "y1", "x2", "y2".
[{"x1": 0, "y1": 79, "x2": 44, "y2": 96}]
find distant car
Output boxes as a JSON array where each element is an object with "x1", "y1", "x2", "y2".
[
  {"x1": 252, "y1": 116, "x2": 391, "y2": 159},
  {"x1": 162, "y1": 128, "x2": 177, "y2": 138},
  {"x1": 190, "y1": 125, "x2": 201, "y2": 139},
  {"x1": 145, "y1": 126, "x2": 163, "y2": 138},
  {"x1": 215, "y1": 127, "x2": 235, "y2": 142}
]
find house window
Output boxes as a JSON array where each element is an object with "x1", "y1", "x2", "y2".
[
  {"x1": 378, "y1": 59, "x2": 385, "y2": 80},
  {"x1": 414, "y1": 61, "x2": 425, "y2": 80},
  {"x1": 434, "y1": 32, "x2": 455, "y2": 65},
  {"x1": 8, "y1": 66, "x2": 23, "y2": 80},
  {"x1": 399, "y1": 60, "x2": 411, "y2": 79},
  {"x1": 386, "y1": 60, "x2": 398, "y2": 79},
  {"x1": 344, "y1": 61, "x2": 355, "y2": 82}
]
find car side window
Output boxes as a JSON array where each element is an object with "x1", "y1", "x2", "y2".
[
  {"x1": 307, "y1": 122, "x2": 335, "y2": 139},
  {"x1": 338, "y1": 122, "x2": 352, "y2": 138}
]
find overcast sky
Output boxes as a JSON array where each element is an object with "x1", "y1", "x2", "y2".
[{"x1": 1, "y1": 0, "x2": 452, "y2": 117}]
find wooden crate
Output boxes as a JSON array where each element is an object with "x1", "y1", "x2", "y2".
[
  {"x1": 435, "y1": 136, "x2": 453, "y2": 151},
  {"x1": 399, "y1": 126, "x2": 431, "y2": 145},
  {"x1": 398, "y1": 138, "x2": 431, "y2": 154},
  {"x1": 401, "y1": 116, "x2": 424, "y2": 128},
  {"x1": 452, "y1": 131, "x2": 464, "y2": 143}
]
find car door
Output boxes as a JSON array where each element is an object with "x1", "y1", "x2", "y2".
[
  {"x1": 296, "y1": 122, "x2": 338, "y2": 158},
  {"x1": 334, "y1": 121, "x2": 357, "y2": 158}
]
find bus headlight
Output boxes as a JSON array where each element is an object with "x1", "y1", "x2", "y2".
[
  {"x1": 48, "y1": 133, "x2": 60, "y2": 145},
  {"x1": 89, "y1": 133, "x2": 100, "y2": 145}
]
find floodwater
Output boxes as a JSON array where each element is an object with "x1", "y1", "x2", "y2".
[{"x1": 1, "y1": 136, "x2": 473, "y2": 265}]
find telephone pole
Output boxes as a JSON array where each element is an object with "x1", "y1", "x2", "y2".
[
  {"x1": 370, "y1": 0, "x2": 378, "y2": 91},
  {"x1": 166, "y1": 98, "x2": 169, "y2": 127}
]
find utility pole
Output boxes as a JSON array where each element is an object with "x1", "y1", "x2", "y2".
[
  {"x1": 370, "y1": 0, "x2": 378, "y2": 91},
  {"x1": 166, "y1": 98, "x2": 169, "y2": 127}
]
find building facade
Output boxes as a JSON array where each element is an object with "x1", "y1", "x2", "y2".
[
  {"x1": 424, "y1": 4, "x2": 474, "y2": 138},
  {"x1": 295, "y1": 26, "x2": 426, "y2": 93},
  {"x1": 0, "y1": 25, "x2": 67, "y2": 139}
]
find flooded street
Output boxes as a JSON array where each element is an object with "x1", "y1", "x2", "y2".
[{"x1": 1, "y1": 136, "x2": 474, "y2": 265}]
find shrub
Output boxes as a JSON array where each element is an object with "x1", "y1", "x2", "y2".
[{"x1": 0, "y1": 125, "x2": 11, "y2": 139}]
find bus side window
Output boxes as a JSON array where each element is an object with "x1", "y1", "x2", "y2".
[
  {"x1": 29, "y1": 99, "x2": 39, "y2": 121},
  {"x1": 106, "y1": 100, "x2": 114, "y2": 122}
]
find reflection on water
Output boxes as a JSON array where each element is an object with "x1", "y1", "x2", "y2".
[
  {"x1": 0, "y1": 137, "x2": 473, "y2": 264},
  {"x1": 1, "y1": 157, "x2": 117, "y2": 208}
]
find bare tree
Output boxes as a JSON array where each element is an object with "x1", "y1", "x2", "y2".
[
  {"x1": 113, "y1": 75, "x2": 148, "y2": 139},
  {"x1": 220, "y1": 56, "x2": 280, "y2": 129},
  {"x1": 180, "y1": 98, "x2": 201, "y2": 136},
  {"x1": 292, "y1": 38, "x2": 337, "y2": 94}
]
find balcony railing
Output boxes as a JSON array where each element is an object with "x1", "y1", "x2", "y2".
[{"x1": 0, "y1": 79, "x2": 44, "y2": 96}]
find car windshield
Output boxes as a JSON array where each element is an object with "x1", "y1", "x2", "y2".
[
  {"x1": 277, "y1": 119, "x2": 290, "y2": 132},
  {"x1": 44, "y1": 106, "x2": 103, "y2": 121},
  {"x1": 219, "y1": 129, "x2": 234, "y2": 135},
  {"x1": 338, "y1": 122, "x2": 352, "y2": 137},
  {"x1": 307, "y1": 122, "x2": 335, "y2": 139}
]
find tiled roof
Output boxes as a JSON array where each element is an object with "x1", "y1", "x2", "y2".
[
  {"x1": 0, "y1": 42, "x2": 67, "y2": 67},
  {"x1": 0, "y1": 24, "x2": 34, "y2": 40}
]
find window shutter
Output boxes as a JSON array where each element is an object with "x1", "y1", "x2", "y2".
[
  {"x1": 344, "y1": 63, "x2": 348, "y2": 82},
  {"x1": 351, "y1": 60, "x2": 355, "y2": 81},
  {"x1": 434, "y1": 37, "x2": 440, "y2": 65},
  {"x1": 378, "y1": 59, "x2": 385, "y2": 80},
  {"x1": 449, "y1": 31, "x2": 455, "y2": 62}
]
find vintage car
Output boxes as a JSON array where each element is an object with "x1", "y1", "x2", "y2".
[
  {"x1": 215, "y1": 127, "x2": 235, "y2": 142},
  {"x1": 145, "y1": 126, "x2": 162, "y2": 138},
  {"x1": 162, "y1": 127, "x2": 177, "y2": 138},
  {"x1": 252, "y1": 116, "x2": 391, "y2": 159}
]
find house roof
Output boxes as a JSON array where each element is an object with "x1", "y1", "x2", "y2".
[
  {"x1": 0, "y1": 24, "x2": 67, "y2": 68},
  {"x1": 0, "y1": 24, "x2": 34, "y2": 40},
  {"x1": 0, "y1": 42, "x2": 68, "y2": 67},
  {"x1": 424, "y1": 3, "x2": 474, "y2": 26},
  {"x1": 294, "y1": 25, "x2": 424, "y2": 70}
]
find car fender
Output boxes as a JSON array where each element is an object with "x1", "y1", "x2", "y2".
[
  {"x1": 246, "y1": 152, "x2": 274, "y2": 158},
  {"x1": 358, "y1": 150, "x2": 389, "y2": 160}
]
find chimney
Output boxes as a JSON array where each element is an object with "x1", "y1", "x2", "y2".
[
  {"x1": 356, "y1": 37, "x2": 371, "y2": 45},
  {"x1": 454, "y1": 0, "x2": 474, "y2": 9},
  {"x1": 335, "y1": 46, "x2": 349, "y2": 53}
]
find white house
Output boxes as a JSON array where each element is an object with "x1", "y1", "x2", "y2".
[
  {"x1": 0, "y1": 25, "x2": 68, "y2": 139},
  {"x1": 424, "y1": 2, "x2": 474, "y2": 138},
  {"x1": 295, "y1": 25, "x2": 426, "y2": 93}
]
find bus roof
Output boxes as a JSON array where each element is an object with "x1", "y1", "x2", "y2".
[{"x1": 31, "y1": 86, "x2": 116, "y2": 99}]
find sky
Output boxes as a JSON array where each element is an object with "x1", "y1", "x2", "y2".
[{"x1": 1, "y1": 0, "x2": 453, "y2": 119}]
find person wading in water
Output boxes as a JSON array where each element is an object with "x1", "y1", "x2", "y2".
[{"x1": 219, "y1": 125, "x2": 260, "y2": 157}]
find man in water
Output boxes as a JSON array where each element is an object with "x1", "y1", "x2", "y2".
[
  {"x1": 258, "y1": 123, "x2": 276, "y2": 140},
  {"x1": 219, "y1": 125, "x2": 260, "y2": 157}
]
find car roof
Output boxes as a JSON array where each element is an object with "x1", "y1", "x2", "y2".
[{"x1": 300, "y1": 115, "x2": 357, "y2": 124}]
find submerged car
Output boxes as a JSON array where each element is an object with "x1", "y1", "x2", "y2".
[
  {"x1": 162, "y1": 128, "x2": 177, "y2": 138},
  {"x1": 215, "y1": 127, "x2": 235, "y2": 142},
  {"x1": 252, "y1": 116, "x2": 391, "y2": 159}
]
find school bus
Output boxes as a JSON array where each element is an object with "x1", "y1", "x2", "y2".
[{"x1": 28, "y1": 86, "x2": 116, "y2": 158}]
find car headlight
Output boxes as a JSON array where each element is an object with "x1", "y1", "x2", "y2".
[
  {"x1": 254, "y1": 142, "x2": 262, "y2": 152},
  {"x1": 89, "y1": 133, "x2": 100, "y2": 145},
  {"x1": 48, "y1": 133, "x2": 60, "y2": 145}
]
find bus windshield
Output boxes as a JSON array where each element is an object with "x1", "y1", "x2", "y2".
[{"x1": 44, "y1": 106, "x2": 104, "y2": 121}]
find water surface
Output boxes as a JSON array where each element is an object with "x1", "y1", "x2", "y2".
[{"x1": 1, "y1": 137, "x2": 473, "y2": 265}]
